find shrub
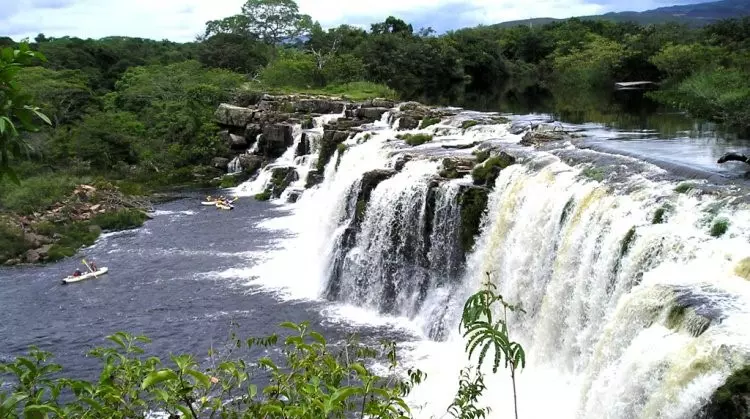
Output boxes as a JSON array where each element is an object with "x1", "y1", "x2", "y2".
[
  {"x1": 255, "y1": 190, "x2": 272, "y2": 201},
  {"x1": 0, "y1": 220, "x2": 29, "y2": 261},
  {"x1": 420, "y1": 117, "x2": 441, "y2": 129},
  {"x1": 711, "y1": 217, "x2": 729, "y2": 237},
  {"x1": 0, "y1": 175, "x2": 81, "y2": 215},
  {"x1": 402, "y1": 133, "x2": 433, "y2": 146},
  {"x1": 92, "y1": 209, "x2": 148, "y2": 231},
  {"x1": 220, "y1": 175, "x2": 241, "y2": 188}
]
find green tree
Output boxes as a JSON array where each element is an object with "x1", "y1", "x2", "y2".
[
  {"x1": 198, "y1": 33, "x2": 272, "y2": 75},
  {"x1": 650, "y1": 43, "x2": 726, "y2": 81},
  {"x1": 204, "y1": 0, "x2": 313, "y2": 45},
  {"x1": 15, "y1": 66, "x2": 94, "y2": 126},
  {"x1": 0, "y1": 43, "x2": 51, "y2": 183}
]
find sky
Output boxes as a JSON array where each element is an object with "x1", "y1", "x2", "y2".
[{"x1": 1, "y1": 0, "x2": 715, "y2": 42}]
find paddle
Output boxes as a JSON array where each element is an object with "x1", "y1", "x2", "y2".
[{"x1": 82, "y1": 259, "x2": 95, "y2": 275}]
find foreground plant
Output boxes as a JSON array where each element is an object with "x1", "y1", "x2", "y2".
[{"x1": 0, "y1": 323, "x2": 424, "y2": 418}]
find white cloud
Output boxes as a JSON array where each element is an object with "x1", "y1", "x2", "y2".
[{"x1": 1, "y1": 0, "x2": 682, "y2": 42}]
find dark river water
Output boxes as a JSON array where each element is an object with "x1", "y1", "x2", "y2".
[{"x1": 0, "y1": 194, "x2": 416, "y2": 381}]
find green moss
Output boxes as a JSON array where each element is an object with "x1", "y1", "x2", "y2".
[
  {"x1": 665, "y1": 305, "x2": 687, "y2": 330},
  {"x1": 402, "y1": 133, "x2": 433, "y2": 146},
  {"x1": 711, "y1": 217, "x2": 729, "y2": 237},
  {"x1": 439, "y1": 158, "x2": 463, "y2": 179},
  {"x1": 471, "y1": 154, "x2": 515, "y2": 187},
  {"x1": 652, "y1": 207, "x2": 667, "y2": 224},
  {"x1": 254, "y1": 190, "x2": 272, "y2": 201},
  {"x1": 734, "y1": 257, "x2": 750, "y2": 280},
  {"x1": 91, "y1": 209, "x2": 148, "y2": 231},
  {"x1": 675, "y1": 183, "x2": 694, "y2": 194},
  {"x1": 620, "y1": 227, "x2": 637, "y2": 258},
  {"x1": 355, "y1": 199, "x2": 367, "y2": 222},
  {"x1": 335, "y1": 143, "x2": 348, "y2": 169},
  {"x1": 459, "y1": 187, "x2": 489, "y2": 254},
  {"x1": 582, "y1": 167, "x2": 605, "y2": 182},
  {"x1": 420, "y1": 117, "x2": 441, "y2": 129},
  {"x1": 280, "y1": 101, "x2": 295, "y2": 113},
  {"x1": 473, "y1": 150, "x2": 489, "y2": 164},
  {"x1": 492, "y1": 116, "x2": 511, "y2": 124},
  {"x1": 461, "y1": 120, "x2": 479, "y2": 130},
  {"x1": 703, "y1": 365, "x2": 750, "y2": 419}
]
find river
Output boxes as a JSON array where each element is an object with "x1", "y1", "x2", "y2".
[{"x1": 2, "y1": 103, "x2": 750, "y2": 419}]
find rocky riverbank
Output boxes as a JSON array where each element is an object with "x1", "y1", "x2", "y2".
[{"x1": 0, "y1": 183, "x2": 152, "y2": 265}]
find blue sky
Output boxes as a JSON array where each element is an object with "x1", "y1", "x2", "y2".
[{"x1": 1, "y1": 0, "x2": 715, "y2": 42}]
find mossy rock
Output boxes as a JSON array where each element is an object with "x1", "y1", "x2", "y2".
[
  {"x1": 270, "y1": 167, "x2": 297, "y2": 198},
  {"x1": 675, "y1": 182, "x2": 695, "y2": 194},
  {"x1": 620, "y1": 227, "x2": 637, "y2": 258},
  {"x1": 582, "y1": 167, "x2": 605, "y2": 182},
  {"x1": 355, "y1": 170, "x2": 396, "y2": 223},
  {"x1": 420, "y1": 117, "x2": 441, "y2": 129},
  {"x1": 471, "y1": 152, "x2": 516, "y2": 187},
  {"x1": 461, "y1": 120, "x2": 479, "y2": 129},
  {"x1": 711, "y1": 218, "x2": 729, "y2": 238},
  {"x1": 335, "y1": 143, "x2": 348, "y2": 169},
  {"x1": 459, "y1": 186, "x2": 489, "y2": 254},
  {"x1": 254, "y1": 190, "x2": 272, "y2": 201},
  {"x1": 401, "y1": 133, "x2": 433, "y2": 146},
  {"x1": 473, "y1": 150, "x2": 489, "y2": 164},
  {"x1": 699, "y1": 365, "x2": 750, "y2": 419},
  {"x1": 652, "y1": 207, "x2": 667, "y2": 224}
]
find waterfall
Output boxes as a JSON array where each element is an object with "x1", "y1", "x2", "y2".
[{"x1": 237, "y1": 105, "x2": 750, "y2": 418}]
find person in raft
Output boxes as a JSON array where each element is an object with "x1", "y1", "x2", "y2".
[
  {"x1": 90, "y1": 260, "x2": 97, "y2": 271},
  {"x1": 73, "y1": 269, "x2": 82, "y2": 277}
]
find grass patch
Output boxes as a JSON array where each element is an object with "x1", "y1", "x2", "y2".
[
  {"x1": 710, "y1": 217, "x2": 729, "y2": 237},
  {"x1": 675, "y1": 183, "x2": 694, "y2": 194},
  {"x1": 241, "y1": 81, "x2": 398, "y2": 101},
  {"x1": 92, "y1": 209, "x2": 148, "y2": 231},
  {"x1": 473, "y1": 150, "x2": 489, "y2": 164},
  {"x1": 0, "y1": 175, "x2": 82, "y2": 215},
  {"x1": 0, "y1": 220, "x2": 29, "y2": 262},
  {"x1": 420, "y1": 117, "x2": 441, "y2": 129},
  {"x1": 461, "y1": 120, "x2": 479, "y2": 130},
  {"x1": 582, "y1": 167, "x2": 605, "y2": 182},
  {"x1": 401, "y1": 133, "x2": 433, "y2": 146},
  {"x1": 255, "y1": 190, "x2": 272, "y2": 201}
]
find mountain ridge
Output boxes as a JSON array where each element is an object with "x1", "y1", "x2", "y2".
[{"x1": 494, "y1": 0, "x2": 750, "y2": 28}]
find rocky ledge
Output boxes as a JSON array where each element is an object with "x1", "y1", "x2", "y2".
[{"x1": 0, "y1": 183, "x2": 152, "y2": 265}]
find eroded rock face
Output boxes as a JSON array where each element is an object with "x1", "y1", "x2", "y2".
[
  {"x1": 214, "y1": 104, "x2": 255, "y2": 127},
  {"x1": 294, "y1": 99, "x2": 346, "y2": 114},
  {"x1": 295, "y1": 133, "x2": 310, "y2": 157},
  {"x1": 259, "y1": 124, "x2": 295, "y2": 159},
  {"x1": 270, "y1": 167, "x2": 298, "y2": 198},
  {"x1": 458, "y1": 186, "x2": 489, "y2": 254},
  {"x1": 239, "y1": 155, "x2": 263, "y2": 175},
  {"x1": 356, "y1": 107, "x2": 390, "y2": 121}
]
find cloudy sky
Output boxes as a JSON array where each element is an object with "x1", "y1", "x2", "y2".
[{"x1": 2, "y1": 0, "x2": 713, "y2": 42}]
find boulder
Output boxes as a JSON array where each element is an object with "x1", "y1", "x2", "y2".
[
  {"x1": 398, "y1": 116, "x2": 419, "y2": 130},
  {"x1": 215, "y1": 104, "x2": 254, "y2": 127},
  {"x1": 231, "y1": 90, "x2": 264, "y2": 107},
  {"x1": 244, "y1": 124, "x2": 262, "y2": 144},
  {"x1": 371, "y1": 99, "x2": 395, "y2": 108},
  {"x1": 356, "y1": 107, "x2": 390, "y2": 121},
  {"x1": 393, "y1": 155, "x2": 412, "y2": 171},
  {"x1": 37, "y1": 244, "x2": 52, "y2": 259},
  {"x1": 212, "y1": 157, "x2": 230, "y2": 170},
  {"x1": 259, "y1": 124, "x2": 295, "y2": 159},
  {"x1": 520, "y1": 130, "x2": 570, "y2": 146},
  {"x1": 229, "y1": 133, "x2": 247, "y2": 148},
  {"x1": 239, "y1": 155, "x2": 263, "y2": 175},
  {"x1": 509, "y1": 121, "x2": 533, "y2": 135},
  {"x1": 24, "y1": 249, "x2": 40, "y2": 264}
]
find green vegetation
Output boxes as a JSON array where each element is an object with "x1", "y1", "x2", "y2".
[
  {"x1": 652, "y1": 207, "x2": 667, "y2": 224},
  {"x1": 473, "y1": 150, "x2": 490, "y2": 164},
  {"x1": 335, "y1": 143, "x2": 348, "y2": 169},
  {"x1": 254, "y1": 190, "x2": 272, "y2": 201},
  {"x1": 91, "y1": 209, "x2": 148, "y2": 231},
  {"x1": 675, "y1": 183, "x2": 695, "y2": 194},
  {"x1": 0, "y1": 175, "x2": 81, "y2": 215},
  {"x1": 702, "y1": 365, "x2": 750, "y2": 419},
  {"x1": 620, "y1": 227, "x2": 637, "y2": 258},
  {"x1": 401, "y1": 133, "x2": 433, "y2": 146},
  {"x1": 582, "y1": 167, "x2": 605, "y2": 182},
  {"x1": 459, "y1": 187, "x2": 489, "y2": 253},
  {"x1": 220, "y1": 175, "x2": 241, "y2": 188},
  {"x1": 45, "y1": 222, "x2": 101, "y2": 262},
  {"x1": 471, "y1": 154, "x2": 516, "y2": 187},
  {"x1": 0, "y1": 284, "x2": 525, "y2": 419},
  {"x1": 711, "y1": 217, "x2": 730, "y2": 237},
  {"x1": 461, "y1": 120, "x2": 479, "y2": 130},
  {"x1": 420, "y1": 116, "x2": 441, "y2": 129}
]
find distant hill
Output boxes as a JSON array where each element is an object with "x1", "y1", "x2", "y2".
[{"x1": 494, "y1": 0, "x2": 750, "y2": 28}]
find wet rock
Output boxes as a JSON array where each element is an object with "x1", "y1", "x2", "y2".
[
  {"x1": 442, "y1": 141, "x2": 481, "y2": 150},
  {"x1": 295, "y1": 133, "x2": 310, "y2": 157},
  {"x1": 371, "y1": 99, "x2": 395, "y2": 108},
  {"x1": 244, "y1": 123, "x2": 262, "y2": 145},
  {"x1": 270, "y1": 167, "x2": 298, "y2": 198},
  {"x1": 393, "y1": 155, "x2": 413, "y2": 171},
  {"x1": 23, "y1": 232, "x2": 50, "y2": 248},
  {"x1": 229, "y1": 133, "x2": 247, "y2": 149},
  {"x1": 355, "y1": 170, "x2": 397, "y2": 223},
  {"x1": 215, "y1": 104, "x2": 254, "y2": 127},
  {"x1": 286, "y1": 190, "x2": 302, "y2": 203},
  {"x1": 696, "y1": 365, "x2": 750, "y2": 419},
  {"x1": 472, "y1": 152, "x2": 516, "y2": 187},
  {"x1": 439, "y1": 157, "x2": 474, "y2": 179},
  {"x1": 239, "y1": 155, "x2": 263, "y2": 175},
  {"x1": 398, "y1": 116, "x2": 419, "y2": 130},
  {"x1": 317, "y1": 129, "x2": 350, "y2": 172},
  {"x1": 458, "y1": 186, "x2": 489, "y2": 254},
  {"x1": 294, "y1": 99, "x2": 346, "y2": 114},
  {"x1": 510, "y1": 120, "x2": 534, "y2": 135},
  {"x1": 305, "y1": 170, "x2": 324, "y2": 188},
  {"x1": 259, "y1": 124, "x2": 295, "y2": 159},
  {"x1": 520, "y1": 126, "x2": 572, "y2": 146},
  {"x1": 356, "y1": 107, "x2": 390, "y2": 121},
  {"x1": 212, "y1": 157, "x2": 230, "y2": 171},
  {"x1": 231, "y1": 90, "x2": 264, "y2": 107}
]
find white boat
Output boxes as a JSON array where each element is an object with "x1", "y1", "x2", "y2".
[
  {"x1": 62, "y1": 267, "x2": 108, "y2": 284},
  {"x1": 201, "y1": 201, "x2": 216, "y2": 206}
]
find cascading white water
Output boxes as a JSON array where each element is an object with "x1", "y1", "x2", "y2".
[{"x1": 234, "y1": 105, "x2": 750, "y2": 418}]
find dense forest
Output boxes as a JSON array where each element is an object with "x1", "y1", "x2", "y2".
[{"x1": 1, "y1": 0, "x2": 749, "y2": 207}]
